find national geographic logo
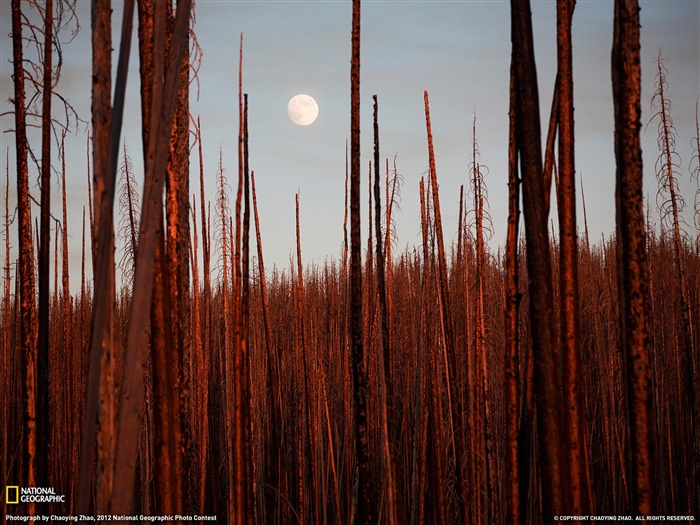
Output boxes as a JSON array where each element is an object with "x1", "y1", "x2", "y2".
[
  {"x1": 5, "y1": 486, "x2": 19, "y2": 504},
  {"x1": 4, "y1": 486, "x2": 65, "y2": 504}
]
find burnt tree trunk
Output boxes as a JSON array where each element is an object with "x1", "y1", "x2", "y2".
[
  {"x1": 504, "y1": 62, "x2": 521, "y2": 525},
  {"x1": 11, "y1": 0, "x2": 38, "y2": 498},
  {"x1": 510, "y1": 0, "x2": 564, "y2": 519},
  {"x1": 110, "y1": 0, "x2": 191, "y2": 517},
  {"x1": 612, "y1": 0, "x2": 654, "y2": 516},
  {"x1": 349, "y1": 1, "x2": 375, "y2": 523},
  {"x1": 37, "y1": 0, "x2": 54, "y2": 490},
  {"x1": 77, "y1": 0, "x2": 116, "y2": 514},
  {"x1": 373, "y1": 95, "x2": 398, "y2": 525},
  {"x1": 556, "y1": 0, "x2": 590, "y2": 514}
]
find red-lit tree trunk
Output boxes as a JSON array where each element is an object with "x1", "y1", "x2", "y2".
[
  {"x1": 164, "y1": 3, "x2": 191, "y2": 511},
  {"x1": 60, "y1": 132, "x2": 74, "y2": 508},
  {"x1": 556, "y1": 0, "x2": 590, "y2": 515},
  {"x1": 238, "y1": 91, "x2": 254, "y2": 525},
  {"x1": 11, "y1": 0, "x2": 38, "y2": 501},
  {"x1": 349, "y1": 1, "x2": 375, "y2": 522},
  {"x1": 424, "y1": 91, "x2": 467, "y2": 524},
  {"x1": 504, "y1": 63, "x2": 521, "y2": 525},
  {"x1": 510, "y1": 0, "x2": 564, "y2": 519},
  {"x1": 612, "y1": 0, "x2": 654, "y2": 516},
  {"x1": 37, "y1": 0, "x2": 54, "y2": 490},
  {"x1": 77, "y1": 0, "x2": 116, "y2": 514},
  {"x1": 110, "y1": 0, "x2": 191, "y2": 517},
  {"x1": 373, "y1": 95, "x2": 398, "y2": 525}
]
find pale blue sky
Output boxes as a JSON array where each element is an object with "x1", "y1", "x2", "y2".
[{"x1": 1, "y1": 1, "x2": 699, "y2": 290}]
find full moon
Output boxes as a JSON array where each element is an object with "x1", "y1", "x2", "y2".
[{"x1": 288, "y1": 94, "x2": 319, "y2": 126}]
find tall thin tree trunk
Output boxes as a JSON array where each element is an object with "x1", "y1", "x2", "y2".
[
  {"x1": 651, "y1": 60, "x2": 697, "y2": 505},
  {"x1": 652, "y1": 55, "x2": 694, "y2": 364},
  {"x1": 60, "y1": 132, "x2": 74, "y2": 505},
  {"x1": 37, "y1": 0, "x2": 54, "y2": 490},
  {"x1": 556, "y1": 0, "x2": 590, "y2": 514},
  {"x1": 217, "y1": 149, "x2": 234, "y2": 522},
  {"x1": 240, "y1": 92, "x2": 254, "y2": 524},
  {"x1": 612, "y1": 0, "x2": 654, "y2": 516},
  {"x1": 252, "y1": 171, "x2": 281, "y2": 524},
  {"x1": 189, "y1": 194, "x2": 206, "y2": 517},
  {"x1": 164, "y1": 4, "x2": 191, "y2": 511},
  {"x1": 373, "y1": 95, "x2": 398, "y2": 525},
  {"x1": 295, "y1": 192, "x2": 317, "y2": 525},
  {"x1": 2, "y1": 157, "x2": 11, "y2": 497},
  {"x1": 11, "y1": 0, "x2": 38, "y2": 502},
  {"x1": 86, "y1": 132, "x2": 95, "y2": 266},
  {"x1": 195, "y1": 118, "x2": 211, "y2": 517},
  {"x1": 349, "y1": 1, "x2": 374, "y2": 522},
  {"x1": 424, "y1": 90, "x2": 467, "y2": 523},
  {"x1": 77, "y1": 0, "x2": 117, "y2": 514},
  {"x1": 510, "y1": 0, "x2": 564, "y2": 519},
  {"x1": 472, "y1": 115, "x2": 497, "y2": 525},
  {"x1": 151, "y1": 230, "x2": 181, "y2": 514},
  {"x1": 504, "y1": 62, "x2": 521, "y2": 525},
  {"x1": 110, "y1": 1, "x2": 191, "y2": 517}
]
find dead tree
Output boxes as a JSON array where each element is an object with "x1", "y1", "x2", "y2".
[
  {"x1": 612, "y1": 0, "x2": 654, "y2": 515},
  {"x1": 349, "y1": 1, "x2": 375, "y2": 522},
  {"x1": 11, "y1": 0, "x2": 38, "y2": 497},
  {"x1": 510, "y1": 0, "x2": 564, "y2": 519},
  {"x1": 164, "y1": 5, "x2": 192, "y2": 511},
  {"x1": 556, "y1": 0, "x2": 590, "y2": 514},
  {"x1": 373, "y1": 95, "x2": 398, "y2": 525},
  {"x1": 424, "y1": 90, "x2": 467, "y2": 523},
  {"x1": 650, "y1": 53, "x2": 696, "y2": 401},
  {"x1": 692, "y1": 101, "x2": 700, "y2": 238},
  {"x1": 37, "y1": 0, "x2": 54, "y2": 489},
  {"x1": 504, "y1": 62, "x2": 521, "y2": 525},
  {"x1": 109, "y1": 0, "x2": 191, "y2": 517},
  {"x1": 77, "y1": 0, "x2": 117, "y2": 514}
]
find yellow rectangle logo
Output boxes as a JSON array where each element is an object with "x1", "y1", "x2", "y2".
[{"x1": 5, "y1": 485, "x2": 19, "y2": 504}]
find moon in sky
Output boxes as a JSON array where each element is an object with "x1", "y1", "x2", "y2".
[{"x1": 288, "y1": 94, "x2": 319, "y2": 126}]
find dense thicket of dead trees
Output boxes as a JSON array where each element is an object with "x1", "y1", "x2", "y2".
[{"x1": 2, "y1": 0, "x2": 699, "y2": 523}]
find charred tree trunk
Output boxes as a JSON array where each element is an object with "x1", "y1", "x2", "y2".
[
  {"x1": 373, "y1": 95, "x2": 398, "y2": 525},
  {"x1": 612, "y1": 0, "x2": 654, "y2": 516},
  {"x1": 110, "y1": 0, "x2": 191, "y2": 516},
  {"x1": 164, "y1": 4, "x2": 191, "y2": 511},
  {"x1": 652, "y1": 55, "x2": 694, "y2": 365},
  {"x1": 349, "y1": 1, "x2": 375, "y2": 522},
  {"x1": 60, "y1": 132, "x2": 74, "y2": 506},
  {"x1": 504, "y1": 62, "x2": 521, "y2": 525},
  {"x1": 77, "y1": 0, "x2": 117, "y2": 514},
  {"x1": 37, "y1": 0, "x2": 54, "y2": 490},
  {"x1": 556, "y1": 0, "x2": 590, "y2": 514},
  {"x1": 239, "y1": 91, "x2": 254, "y2": 525},
  {"x1": 11, "y1": 0, "x2": 38, "y2": 498},
  {"x1": 510, "y1": 0, "x2": 564, "y2": 519},
  {"x1": 471, "y1": 115, "x2": 497, "y2": 525},
  {"x1": 251, "y1": 171, "x2": 280, "y2": 524}
]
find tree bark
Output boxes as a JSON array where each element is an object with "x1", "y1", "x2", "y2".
[
  {"x1": 373, "y1": 95, "x2": 398, "y2": 525},
  {"x1": 12, "y1": 0, "x2": 38, "y2": 501},
  {"x1": 77, "y1": 0, "x2": 116, "y2": 514},
  {"x1": 349, "y1": 1, "x2": 375, "y2": 522},
  {"x1": 510, "y1": 0, "x2": 564, "y2": 519},
  {"x1": 110, "y1": 0, "x2": 191, "y2": 517},
  {"x1": 556, "y1": 0, "x2": 590, "y2": 514},
  {"x1": 612, "y1": 0, "x2": 654, "y2": 516},
  {"x1": 37, "y1": 0, "x2": 54, "y2": 490},
  {"x1": 504, "y1": 62, "x2": 521, "y2": 525}
]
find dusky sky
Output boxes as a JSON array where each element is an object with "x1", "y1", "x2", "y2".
[{"x1": 1, "y1": 0, "x2": 699, "y2": 290}]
